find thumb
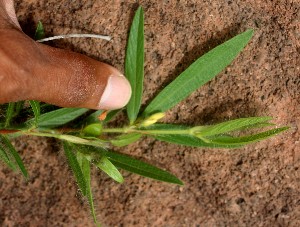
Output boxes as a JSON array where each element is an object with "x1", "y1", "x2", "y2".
[
  {"x1": 0, "y1": 1, "x2": 131, "y2": 110},
  {"x1": 31, "y1": 44, "x2": 132, "y2": 110}
]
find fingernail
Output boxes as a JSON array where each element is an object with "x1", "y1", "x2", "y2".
[{"x1": 98, "y1": 75, "x2": 132, "y2": 110}]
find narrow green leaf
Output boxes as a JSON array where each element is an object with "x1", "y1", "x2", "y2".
[
  {"x1": 29, "y1": 100, "x2": 40, "y2": 126},
  {"x1": 5, "y1": 103, "x2": 15, "y2": 128},
  {"x1": 96, "y1": 156, "x2": 124, "y2": 183},
  {"x1": 197, "y1": 117, "x2": 272, "y2": 137},
  {"x1": 58, "y1": 135, "x2": 91, "y2": 144},
  {"x1": 0, "y1": 143, "x2": 16, "y2": 171},
  {"x1": 76, "y1": 152, "x2": 98, "y2": 224},
  {"x1": 0, "y1": 135, "x2": 28, "y2": 178},
  {"x1": 125, "y1": 6, "x2": 144, "y2": 124},
  {"x1": 88, "y1": 147, "x2": 183, "y2": 185},
  {"x1": 208, "y1": 127, "x2": 289, "y2": 145},
  {"x1": 26, "y1": 108, "x2": 88, "y2": 128},
  {"x1": 109, "y1": 152, "x2": 183, "y2": 185},
  {"x1": 143, "y1": 29, "x2": 254, "y2": 116},
  {"x1": 34, "y1": 21, "x2": 45, "y2": 40},
  {"x1": 35, "y1": 133, "x2": 107, "y2": 148},
  {"x1": 237, "y1": 122, "x2": 275, "y2": 131},
  {"x1": 111, "y1": 133, "x2": 142, "y2": 147},
  {"x1": 154, "y1": 134, "x2": 240, "y2": 148},
  {"x1": 146, "y1": 124, "x2": 240, "y2": 148},
  {"x1": 63, "y1": 142, "x2": 87, "y2": 195}
]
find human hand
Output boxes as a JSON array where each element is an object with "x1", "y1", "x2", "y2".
[{"x1": 0, "y1": 0, "x2": 131, "y2": 110}]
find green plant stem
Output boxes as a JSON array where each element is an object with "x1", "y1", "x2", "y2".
[
  {"x1": 102, "y1": 127, "x2": 191, "y2": 135},
  {"x1": 1, "y1": 127, "x2": 193, "y2": 136}
]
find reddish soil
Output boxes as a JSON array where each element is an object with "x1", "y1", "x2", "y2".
[{"x1": 0, "y1": 0, "x2": 299, "y2": 226}]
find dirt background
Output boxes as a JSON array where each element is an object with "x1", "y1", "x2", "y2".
[{"x1": 0, "y1": 0, "x2": 299, "y2": 226}]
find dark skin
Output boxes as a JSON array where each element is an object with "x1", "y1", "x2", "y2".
[{"x1": 0, "y1": 0, "x2": 131, "y2": 110}]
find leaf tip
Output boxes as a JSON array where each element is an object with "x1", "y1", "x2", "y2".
[
  {"x1": 137, "y1": 5, "x2": 144, "y2": 13},
  {"x1": 177, "y1": 180, "x2": 184, "y2": 186},
  {"x1": 243, "y1": 28, "x2": 255, "y2": 41},
  {"x1": 279, "y1": 126, "x2": 290, "y2": 132}
]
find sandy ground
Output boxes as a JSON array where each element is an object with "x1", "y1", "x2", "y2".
[{"x1": 0, "y1": 0, "x2": 299, "y2": 226}]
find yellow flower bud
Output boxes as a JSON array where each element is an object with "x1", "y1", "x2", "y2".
[
  {"x1": 148, "y1": 112, "x2": 165, "y2": 121},
  {"x1": 140, "y1": 112, "x2": 165, "y2": 127}
]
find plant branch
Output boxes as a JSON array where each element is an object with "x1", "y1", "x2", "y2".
[{"x1": 102, "y1": 127, "x2": 191, "y2": 135}]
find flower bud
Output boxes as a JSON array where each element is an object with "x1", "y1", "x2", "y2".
[
  {"x1": 83, "y1": 123, "x2": 103, "y2": 137},
  {"x1": 140, "y1": 112, "x2": 165, "y2": 127}
]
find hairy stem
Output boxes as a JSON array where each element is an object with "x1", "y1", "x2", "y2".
[{"x1": 102, "y1": 127, "x2": 191, "y2": 135}]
